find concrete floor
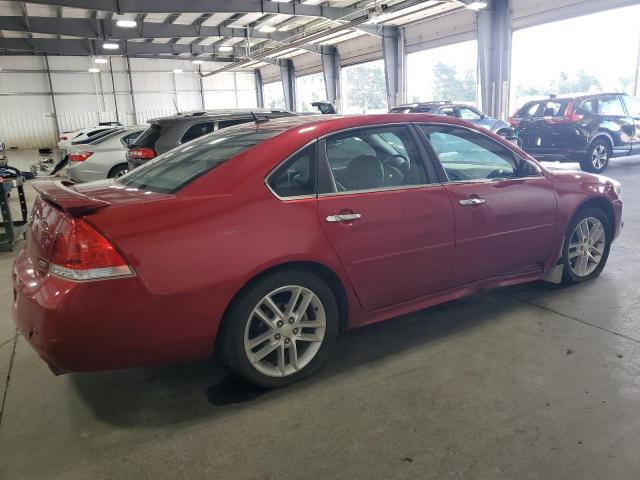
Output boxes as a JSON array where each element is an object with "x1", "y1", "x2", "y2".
[{"x1": 2, "y1": 150, "x2": 640, "y2": 479}]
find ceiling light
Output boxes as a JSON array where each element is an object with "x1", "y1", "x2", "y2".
[
  {"x1": 192, "y1": 59, "x2": 204, "y2": 65},
  {"x1": 218, "y1": 45, "x2": 233, "y2": 52},
  {"x1": 103, "y1": 43, "x2": 119, "y2": 50},
  {"x1": 116, "y1": 19, "x2": 137, "y2": 28},
  {"x1": 88, "y1": 68, "x2": 100, "y2": 73},
  {"x1": 94, "y1": 57, "x2": 108, "y2": 64},
  {"x1": 258, "y1": 25, "x2": 277, "y2": 33},
  {"x1": 466, "y1": 1, "x2": 488, "y2": 10},
  {"x1": 173, "y1": 69, "x2": 183, "y2": 74}
]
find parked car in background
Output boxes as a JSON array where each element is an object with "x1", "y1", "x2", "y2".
[
  {"x1": 67, "y1": 127, "x2": 144, "y2": 182},
  {"x1": 510, "y1": 93, "x2": 640, "y2": 173},
  {"x1": 127, "y1": 109, "x2": 297, "y2": 170},
  {"x1": 389, "y1": 101, "x2": 513, "y2": 136},
  {"x1": 14, "y1": 114, "x2": 622, "y2": 388},
  {"x1": 57, "y1": 125, "x2": 119, "y2": 153},
  {"x1": 0, "y1": 139, "x2": 6, "y2": 167}
]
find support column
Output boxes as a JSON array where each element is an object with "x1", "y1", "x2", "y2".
[
  {"x1": 477, "y1": 0, "x2": 512, "y2": 120},
  {"x1": 43, "y1": 55, "x2": 60, "y2": 141},
  {"x1": 321, "y1": 46, "x2": 341, "y2": 112},
  {"x1": 279, "y1": 59, "x2": 297, "y2": 112},
  {"x1": 382, "y1": 26, "x2": 406, "y2": 109},
  {"x1": 255, "y1": 69, "x2": 265, "y2": 108},
  {"x1": 126, "y1": 56, "x2": 138, "y2": 125},
  {"x1": 108, "y1": 57, "x2": 120, "y2": 123}
]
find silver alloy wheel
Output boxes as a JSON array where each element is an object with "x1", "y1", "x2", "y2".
[
  {"x1": 244, "y1": 285, "x2": 326, "y2": 377},
  {"x1": 591, "y1": 144, "x2": 608, "y2": 169},
  {"x1": 115, "y1": 168, "x2": 128, "y2": 177},
  {"x1": 568, "y1": 216, "x2": 606, "y2": 277}
]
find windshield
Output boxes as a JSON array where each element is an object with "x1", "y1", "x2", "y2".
[{"x1": 117, "y1": 125, "x2": 286, "y2": 193}]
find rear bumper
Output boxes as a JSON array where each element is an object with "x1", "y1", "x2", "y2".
[{"x1": 12, "y1": 250, "x2": 231, "y2": 373}]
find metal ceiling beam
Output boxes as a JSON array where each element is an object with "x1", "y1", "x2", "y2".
[
  {"x1": 0, "y1": 37, "x2": 242, "y2": 61},
  {"x1": 6, "y1": 0, "x2": 354, "y2": 21},
  {"x1": 0, "y1": 16, "x2": 342, "y2": 54}
]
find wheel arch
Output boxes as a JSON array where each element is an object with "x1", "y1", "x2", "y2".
[
  {"x1": 573, "y1": 195, "x2": 615, "y2": 232},
  {"x1": 590, "y1": 132, "x2": 613, "y2": 152},
  {"x1": 107, "y1": 162, "x2": 129, "y2": 178},
  {"x1": 216, "y1": 260, "x2": 350, "y2": 348}
]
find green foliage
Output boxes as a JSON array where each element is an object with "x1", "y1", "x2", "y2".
[
  {"x1": 431, "y1": 62, "x2": 476, "y2": 102},
  {"x1": 516, "y1": 69, "x2": 603, "y2": 98},
  {"x1": 345, "y1": 64, "x2": 387, "y2": 111}
]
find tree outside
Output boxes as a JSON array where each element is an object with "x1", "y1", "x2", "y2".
[
  {"x1": 342, "y1": 60, "x2": 388, "y2": 113},
  {"x1": 430, "y1": 62, "x2": 477, "y2": 103}
]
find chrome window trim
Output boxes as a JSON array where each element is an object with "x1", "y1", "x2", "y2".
[
  {"x1": 413, "y1": 121, "x2": 544, "y2": 183},
  {"x1": 264, "y1": 139, "x2": 319, "y2": 201},
  {"x1": 317, "y1": 183, "x2": 442, "y2": 198}
]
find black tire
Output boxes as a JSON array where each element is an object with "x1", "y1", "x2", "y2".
[
  {"x1": 580, "y1": 139, "x2": 611, "y2": 173},
  {"x1": 561, "y1": 207, "x2": 611, "y2": 284},
  {"x1": 217, "y1": 269, "x2": 339, "y2": 389},
  {"x1": 107, "y1": 163, "x2": 129, "y2": 178}
]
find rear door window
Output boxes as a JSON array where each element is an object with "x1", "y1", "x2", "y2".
[
  {"x1": 325, "y1": 126, "x2": 428, "y2": 192},
  {"x1": 181, "y1": 122, "x2": 215, "y2": 143},
  {"x1": 598, "y1": 96, "x2": 625, "y2": 116}
]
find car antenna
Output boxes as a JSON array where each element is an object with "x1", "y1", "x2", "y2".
[{"x1": 251, "y1": 111, "x2": 269, "y2": 124}]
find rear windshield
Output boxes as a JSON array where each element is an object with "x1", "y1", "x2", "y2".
[
  {"x1": 134, "y1": 123, "x2": 163, "y2": 149},
  {"x1": 515, "y1": 100, "x2": 571, "y2": 118},
  {"x1": 117, "y1": 126, "x2": 286, "y2": 193}
]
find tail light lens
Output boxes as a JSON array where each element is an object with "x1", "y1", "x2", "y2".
[
  {"x1": 127, "y1": 147, "x2": 156, "y2": 161},
  {"x1": 59, "y1": 135, "x2": 68, "y2": 141},
  {"x1": 68, "y1": 151, "x2": 94, "y2": 162},
  {"x1": 564, "y1": 101, "x2": 583, "y2": 122},
  {"x1": 49, "y1": 217, "x2": 133, "y2": 281}
]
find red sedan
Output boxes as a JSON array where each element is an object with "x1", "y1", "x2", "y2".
[{"x1": 13, "y1": 114, "x2": 623, "y2": 388}]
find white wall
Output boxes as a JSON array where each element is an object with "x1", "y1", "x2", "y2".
[{"x1": 0, "y1": 56, "x2": 257, "y2": 148}]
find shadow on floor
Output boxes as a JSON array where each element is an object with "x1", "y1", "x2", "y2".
[{"x1": 70, "y1": 282, "x2": 565, "y2": 428}]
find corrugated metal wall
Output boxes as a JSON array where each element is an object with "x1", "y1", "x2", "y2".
[{"x1": 0, "y1": 56, "x2": 258, "y2": 148}]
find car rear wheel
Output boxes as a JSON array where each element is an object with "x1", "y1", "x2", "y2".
[
  {"x1": 562, "y1": 207, "x2": 611, "y2": 284},
  {"x1": 580, "y1": 139, "x2": 610, "y2": 173},
  {"x1": 218, "y1": 270, "x2": 339, "y2": 388},
  {"x1": 108, "y1": 164, "x2": 129, "y2": 178}
]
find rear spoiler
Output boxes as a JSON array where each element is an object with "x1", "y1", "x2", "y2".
[{"x1": 32, "y1": 180, "x2": 110, "y2": 215}]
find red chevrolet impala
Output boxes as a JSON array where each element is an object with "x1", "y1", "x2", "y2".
[{"x1": 13, "y1": 114, "x2": 622, "y2": 388}]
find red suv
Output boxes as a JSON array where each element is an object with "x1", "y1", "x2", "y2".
[{"x1": 13, "y1": 114, "x2": 623, "y2": 388}]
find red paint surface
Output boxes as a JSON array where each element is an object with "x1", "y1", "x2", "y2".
[{"x1": 13, "y1": 114, "x2": 623, "y2": 372}]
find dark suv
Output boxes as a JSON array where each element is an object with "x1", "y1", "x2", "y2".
[
  {"x1": 128, "y1": 109, "x2": 296, "y2": 169},
  {"x1": 511, "y1": 93, "x2": 640, "y2": 172},
  {"x1": 389, "y1": 101, "x2": 512, "y2": 136}
]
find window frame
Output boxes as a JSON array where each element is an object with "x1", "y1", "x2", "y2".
[
  {"x1": 414, "y1": 122, "x2": 544, "y2": 184},
  {"x1": 264, "y1": 140, "x2": 319, "y2": 201},
  {"x1": 316, "y1": 123, "x2": 439, "y2": 197}
]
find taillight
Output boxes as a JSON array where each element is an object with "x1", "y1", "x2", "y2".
[
  {"x1": 68, "y1": 151, "x2": 94, "y2": 162},
  {"x1": 564, "y1": 101, "x2": 583, "y2": 122},
  {"x1": 60, "y1": 135, "x2": 68, "y2": 141},
  {"x1": 127, "y1": 147, "x2": 156, "y2": 161},
  {"x1": 49, "y1": 217, "x2": 133, "y2": 281}
]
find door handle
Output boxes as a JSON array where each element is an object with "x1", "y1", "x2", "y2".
[
  {"x1": 459, "y1": 198, "x2": 486, "y2": 206},
  {"x1": 326, "y1": 213, "x2": 362, "y2": 223}
]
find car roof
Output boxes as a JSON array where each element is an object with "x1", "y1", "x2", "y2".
[{"x1": 148, "y1": 109, "x2": 295, "y2": 124}]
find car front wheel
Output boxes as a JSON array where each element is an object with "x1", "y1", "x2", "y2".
[
  {"x1": 562, "y1": 207, "x2": 611, "y2": 284},
  {"x1": 218, "y1": 270, "x2": 339, "y2": 388}
]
